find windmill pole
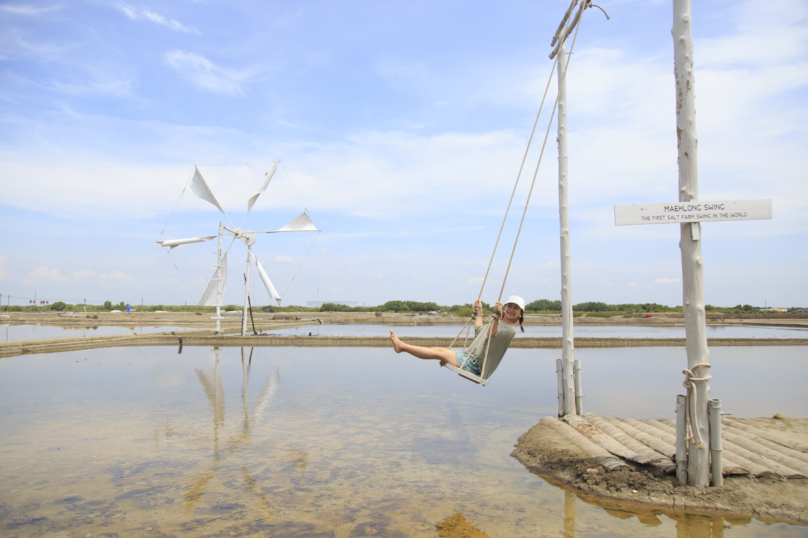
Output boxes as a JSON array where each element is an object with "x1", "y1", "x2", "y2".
[
  {"x1": 673, "y1": 0, "x2": 711, "y2": 487},
  {"x1": 557, "y1": 40, "x2": 576, "y2": 417},
  {"x1": 215, "y1": 223, "x2": 223, "y2": 334},
  {"x1": 242, "y1": 245, "x2": 252, "y2": 336}
]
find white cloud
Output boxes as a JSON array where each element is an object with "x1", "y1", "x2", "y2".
[
  {"x1": 70, "y1": 270, "x2": 96, "y2": 281},
  {"x1": 627, "y1": 282, "x2": 639, "y2": 287},
  {"x1": 459, "y1": 260, "x2": 474, "y2": 266},
  {"x1": 274, "y1": 255, "x2": 294, "y2": 264},
  {"x1": 466, "y1": 277, "x2": 483, "y2": 284},
  {"x1": 538, "y1": 262, "x2": 557, "y2": 269},
  {"x1": 372, "y1": 273, "x2": 384, "y2": 278},
  {"x1": 118, "y1": 5, "x2": 196, "y2": 33},
  {"x1": 656, "y1": 278, "x2": 679, "y2": 284},
  {"x1": 165, "y1": 51, "x2": 245, "y2": 95},
  {"x1": 320, "y1": 248, "x2": 328, "y2": 255},
  {"x1": 27, "y1": 266, "x2": 67, "y2": 282},
  {"x1": 332, "y1": 286, "x2": 344, "y2": 292},
  {"x1": 0, "y1": 255, "x2": 7, "y2": 282}
]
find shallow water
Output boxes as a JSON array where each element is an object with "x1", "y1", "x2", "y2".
[
  {"x1": 264, "y1": 323, "x2": 808, "y2": 339},
  {"x1": 1, "y1": 346, "x2": 806, "y2": 537},
  {"x1": 0, "y1": 324, "x2": 194, "y2": 342}
]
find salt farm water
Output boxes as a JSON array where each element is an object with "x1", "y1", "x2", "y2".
[{"x1": 1, "y1": 343, "x2": 806, "y2": 537}]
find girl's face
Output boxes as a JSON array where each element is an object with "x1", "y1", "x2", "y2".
[{"x1": 503, "y1": 303, "x2": 522, "y2": 321}]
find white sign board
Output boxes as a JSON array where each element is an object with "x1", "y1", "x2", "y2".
[{"x1": 614, "y1": 199, "x2": 772, "y2": 226}]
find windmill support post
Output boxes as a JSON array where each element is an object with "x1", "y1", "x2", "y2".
[
  {"x1": 573, "y1": 359, "x2": 583, "y2": 415},
  {"x1": 557, "y1": 40, "x2": 576, "y2": 417},
  {"x1": 673, "y1": 0, "x2": 711, "y2": 487},
  {"x1": 242, "y1": 246, "x2": 252, "y2": 336}
]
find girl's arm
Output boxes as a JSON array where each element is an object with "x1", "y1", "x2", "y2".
[
  {"x1": 489, "y1": 301, "x2": 501, "y2": 336},
  {"x1": 474, "y1": 300, "x2": 483, "y2": 329}
]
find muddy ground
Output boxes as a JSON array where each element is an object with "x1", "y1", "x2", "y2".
[{"x1": 512, "y1": 417, "x2": 808, "y2": 525}]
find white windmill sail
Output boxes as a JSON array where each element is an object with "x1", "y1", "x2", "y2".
[
  {"x1": 250, "y1": 252, "x2": 281, "y2": 305},
  {"x1": 187, "y1": 166, "x2": 227, "y2": 216},
  {"x1": 199, "y1": 253, "x2": 228, "y2": 307},
  {"x1": 156, "y1": 235, "x2": 217, "y2": 249},
  {"x1": 244, "y1": 162, "x2": 278, "y2": 220},
  {"x1": 277, "y1": 212, "x2": 318, "y2": 232}
]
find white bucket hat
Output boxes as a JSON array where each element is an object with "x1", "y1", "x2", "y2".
[{"x1": 504, "y1": 295, "x2": 525, "y2": 313}]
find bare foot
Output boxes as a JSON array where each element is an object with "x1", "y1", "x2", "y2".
[{"x1": 390, "y1": 329, "x2": 403, "y2": 353}]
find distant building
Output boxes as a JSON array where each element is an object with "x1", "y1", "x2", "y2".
[
  {"x1": 307, "y1": 301, "x2": 358, "y2": 308},
  {"x1": 759, "y1": 307, "x2": 788, "y2": 312}
]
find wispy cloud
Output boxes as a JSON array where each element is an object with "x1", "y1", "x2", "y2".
[
  {"x1": 656, "y1": 278, "x2": 679, "y2": 284},
  {"x1": 0, "y1": 255, "x2": 8, "y2": 282},
  {"x1": 274, "y1": 255, "x2": 294, "y2": 264},
  {"x1": 118, "y1": 4, "x2": 197, "y2": 33},
  {"x1": 165, "y1": 51, "x2": 245, "y2": 95},
  {"x1": 26, "y1": 266, "x2": 67, "y2": 282},
  {"x1": 0, "y1": 4, "x2": 60, "y2": 16},
  {"x1": 101, "y1": 270, "x2": 134, "y2": 285}
]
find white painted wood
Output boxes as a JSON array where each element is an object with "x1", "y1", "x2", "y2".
[
  {"x1": 564, "y1": 415, "x2": 652, "y2": 464},
  {"x1": 723, "y1": 418, "x2": 808, "y2": 453},
  {"x1": 540, "y1": 416, "x2": 628, "y2": 470},
  {"x1": 242, "y1": 244, "x2": 252, "y2": 336},
  {"x1": 708, "y1": 399, "x2": 723, "y2": 486},
  {"x1": 440, "y1": 361, "x2": 489, "y2": 387},
  {"x1": 676, "y1": 394, "x2": 688, "y2": 484},
  {"x1": 556, "y1": 359, "x2": 564, "y2": 417},
  {"x1": 614, "y1": 199, "x2": 772, "y2": 226},
  {"x1": 573, "y1": 359, "x2": 583, "y2": 415},
  {"x1": 672, "y1": 0, "x2": 711, "y2": 488},
  {"x1": 215, "y1": 223, "x2": 223, "y2": 334},
  {"x1": 557, "y1": 41, "x2": 576, "y2": 418}
]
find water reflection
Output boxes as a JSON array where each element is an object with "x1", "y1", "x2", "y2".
[{"x1": 0, "y1": 346, "x2": 805, "y2": 537}]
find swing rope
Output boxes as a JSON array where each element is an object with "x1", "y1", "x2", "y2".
[{"x1": 449, "y1": 0, "x2": 590, "y2": 379}]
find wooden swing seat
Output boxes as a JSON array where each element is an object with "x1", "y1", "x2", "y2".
[{"x1": 440, "y1": 361, "x2": 489, "y2": 387}]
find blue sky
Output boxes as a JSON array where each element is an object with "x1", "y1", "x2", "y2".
[{"x1": 1, "y1": 0, "x2": 806, "y2": 309}]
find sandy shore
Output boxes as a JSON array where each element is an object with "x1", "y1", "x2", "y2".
[{"x1": 512, "y1": 417, "x2": 808, "y2": 525}]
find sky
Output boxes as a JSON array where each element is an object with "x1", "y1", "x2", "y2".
[{"x1": 1, "y1": 0, "x2": 806, "y2": 309}]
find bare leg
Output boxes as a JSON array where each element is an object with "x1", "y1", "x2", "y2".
[{"x1": 390, "y1": 330, "x2": 458, "y2": 366}]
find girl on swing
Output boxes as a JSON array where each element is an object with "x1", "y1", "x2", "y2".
[{"x1": 390, "y1": 295, "x2": 525, "y2": 378}]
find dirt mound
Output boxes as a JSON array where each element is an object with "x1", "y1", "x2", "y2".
[{"x1": 511, "y1": 418, "x2": 808, "y2": 525}]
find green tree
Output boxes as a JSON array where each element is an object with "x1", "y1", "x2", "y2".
[
  {"x1": 50, "y1": 301, "x2": 67, "y2": 311},
  {"x1": 103, "y1": 301, "x2": 112, "y2": 310}
]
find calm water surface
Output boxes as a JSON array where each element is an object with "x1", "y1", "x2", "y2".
[
  {"x1": 0, "y1": 324, "x2": 194, "y2": 341},
  {"x1": 1, "y1": 346, "x2": 806, "y2": 537},
  {"x1": 264, "y1": 323, "x2": 808, "y2": 339}
]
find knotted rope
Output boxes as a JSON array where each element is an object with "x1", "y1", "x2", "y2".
[{"x1": 682, "y1": 363, "x2": 712, "y2": 450}]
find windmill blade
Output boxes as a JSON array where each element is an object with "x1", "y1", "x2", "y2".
[
  {"x1": 187, "y1": 166, "x2": 232, "y2": 224},
  {"x1": 242, "y1": 162, "x2": 278, "y2": 225},
  {"x1": 254, "y1": 212, "x2": 320, "y2": 233},
  {"x1": 199, "y1": 253, "x2": 228, "y2": 307},
  {"x1": 156, "y1": 235, "x2": 217, "y2": 249},
  {"x1": 249, "y1": 252, "x2": 281, "y2": 305}
]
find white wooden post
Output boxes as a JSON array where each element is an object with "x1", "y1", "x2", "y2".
[
  {"x1": 709, "y1": 398, "x2": 723, "y2": 487},
  {"x1": 676, "y1": 394, "x2": 688, "y2": 484},
  {"x1": 557, "y1": 40, "x2": 576, "y2": 417},
  {"x1": 573, "y1": 359, "x2": 583, "y2": 415},
  {"x1": 215, "y1": 223, "x2": 223, "y2": 335},
  {"x1": 242, "y1": 244, "x2": 252, "y2": 336},
  {"x1": 556, "y1": 359, "x2": 564, "y2": 417},
  {"x1": 673, "y1": 0, "x2": 710, "y2": 488}
]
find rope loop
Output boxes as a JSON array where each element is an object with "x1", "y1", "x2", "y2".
[{"x1": 682, "y1": 363, "x2": 712, "y2": 450}]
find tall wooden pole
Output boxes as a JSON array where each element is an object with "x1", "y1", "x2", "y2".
[
  {"x1": 557, "y1": 41, "x2": 576, "y2": 417},
  {"x1": 673, "y1": 0, "x2": 711, "y2": 487}
]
